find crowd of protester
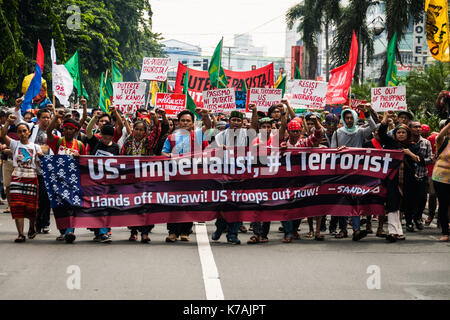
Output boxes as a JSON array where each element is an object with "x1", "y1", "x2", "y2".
[{"x1": 0, "y1": 91, "x2": 449, "y2": 245}]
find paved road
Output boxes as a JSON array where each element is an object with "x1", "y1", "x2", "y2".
[{"x1": 0, "y1": 204, "x2": 449, "y2": 300}]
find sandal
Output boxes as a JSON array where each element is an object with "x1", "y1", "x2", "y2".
[
  {"x1": 395, "y1": 235, "x2": 406, "y2": 241},
  {"x1": 4, "y1": 207, "x2": 10, "y2": 213},
  {"x1": 260, "y1": 237, "x2": 269, "y2": 243},
  {"x1": 439, "y1": 235, "x2": 449, "y2": 242},
  {"x1": 314, "y1": 234, "x2": 325, "y2": 241},
  {"x1": 14, "y1": 234, "x2": 26, "y2": 243},
  {"x1": 293, "y1": 232, "x2": 301, "y2": 240},
  {"x1": 247, "y1": 235, "x2": 260, "y2": 244},
  {"x1": 376, "y1": 229, "x2": 387, "y2": 238},
  {"x1": 141, "y1": 234, "x2": 151, "y2": 243},
  {"x1": 282, "y1": 237, "x2": 292, "y2": 243},
  {"x1": 335, "y1": 230, "x2": 348, "y2": 239},
  {"x1": 129, "y1": 233, "x2": 138, "y2": 241},
  {"x1": 424, "y1": 217, "x2": 432, "y2": 226},
  {"x1": 28, "y1": 228, "x2": 37, "y2": 239},
  {"x1": 305, "y1": 231, "x2": 314, "y2": 239}
]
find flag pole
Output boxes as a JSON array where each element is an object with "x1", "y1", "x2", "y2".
[
  {"x1": 349, "y1": 86, "x2": 352, "y2": 108},
  {"x1": 145, "y1": 81, "x2": 152, "y2": 109},
  {"x1": 218, "y1": 37, "x2": 223, "y2": 89}
]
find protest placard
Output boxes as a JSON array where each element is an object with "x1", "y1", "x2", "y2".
[
  {"x1": 116, "y1": 105, "x2": 140, "y2": 115},
  {"x1": 140, "y1": 58, "x2": 170, "y2": 81},
  {"x1": 156, "y1": 93, "x2": 187, "y2": 115},
  {"x1": 371, "y1": 86, "x2": 407, "y2": 112},
  {"x1": 291, "y1": 80, "x2": 328, "y2": 109},
  {"x1": 235, "y1": 91, "x2": 247, "y2": 109},
  {"x1": 202, "y1": 88, "x2": 236, "y2": 113},
  {"x1": 113, "y1": 82, "x2": 146, "y2": 106},
  {"x1": 247, "y1": 88, "x2": 282, "y2": 112}
]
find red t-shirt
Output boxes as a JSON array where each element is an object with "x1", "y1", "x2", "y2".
[{"x1": 47, "y1": 135, "x2": 87, "y2": 156}]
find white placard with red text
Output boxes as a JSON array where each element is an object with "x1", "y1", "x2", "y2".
[
  {"x1": 117, "y1": 105, "x2": 139, "y2": 115},
  {"x1": 140, "y1": 58, "x2": 170, "y2": 81},
  {"x1": 247, "y1": 88, "x2": 282, "y2": 112},
  {"x1": 113, "y1": 82, "x2": 147, "y2": 106},
  {"x1": 371, "y1": 86, "x2": 407, "y2": 112},
  {"x1": 202, "y1": 88, "x2": 236, "y2": 113},
  {"x1": 156, "y1": 93, "x2": 187, "y2": 115},
  {"x1": 290, "y1": 80, "x2": 328, "y2": 109}
]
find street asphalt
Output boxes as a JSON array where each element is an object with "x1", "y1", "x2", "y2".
[{"x1": 0, "y1": 202, "x2": 449, "y2": 300}]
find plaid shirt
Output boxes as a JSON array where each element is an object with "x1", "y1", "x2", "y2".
[{"x1": 412, "y1": 137, "x2": 433, "y2": 180}]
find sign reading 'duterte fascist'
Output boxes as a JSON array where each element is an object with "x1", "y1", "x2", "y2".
[
  {"x1": 247, "y1": 88, "x2": 282, "y2": 112},
  {"x1": 371, "y1": 86, "x2": 407, "y2": 112},
  {"x1": 140, "y1": 58, "x2": 170, "y2": 81},
  {"x1": 202, "y1": 88, "x2": 236, "y2": 113},
  {"x1": 156, "y1": 93, "x2": 187, "y2": 115},
  {"x1": 113, "y1": 82, "x2": 147, "y2": 106},
  {"x1": 291, "y1": 80, "x2": 328, "y2": 109}
]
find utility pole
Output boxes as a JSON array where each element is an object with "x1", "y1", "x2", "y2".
[{"x1": 223, "y1": 46, "x2": 238, "y2": 70}]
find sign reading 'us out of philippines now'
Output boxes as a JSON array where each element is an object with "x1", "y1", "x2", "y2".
[{"x1": 371, "y1": 86, "x2": 407, "y2": 112}]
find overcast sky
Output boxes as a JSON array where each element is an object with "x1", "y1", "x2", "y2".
[{"x1": 151, "y1": 0, "x2": 300, "y2": 58}]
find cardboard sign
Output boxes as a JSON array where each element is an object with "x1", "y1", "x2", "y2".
[
  {"x1": 117, "y1": 105, "x2": 139, "y2": 115},
  {"x1": 140, "y1": 58, "x2": 170, "y2": 81},
  {"x1": 291, "y1": 80, "x2": 328, "y2": 109},
  {"x1": 247, "y1": 88, "x2": 282, "y2": 112},
  {"x1": 371, "y1": 86, "x2": 407, "y2": 112},
  {"x1": 235, "y1": 91, "x2": 247, "y2": 109},
  {"x1": 156, "y1": 93, "x2": 187, "y2": 115},
  {"x1": 113, "y1": 82, "x2": 147, "y2": 106},
  {"x1": 202, "y1": 88, "x2": 236, "y2": 113}
]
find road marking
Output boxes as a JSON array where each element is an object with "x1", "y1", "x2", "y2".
[
  {"x1": 403, "y1": 287, "x2": 431, "y2": 300},
  {"x1": 194, "y1": 222, "x2": 224, "y2": 300}
]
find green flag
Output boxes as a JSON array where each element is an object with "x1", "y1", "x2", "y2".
[
  {"x1": 386, "y1": 32, "x2": 399, "y2": 87},
  {"x1": 240, "y1": 79, "x2": 248, "y2": 92},
  {"x1": 208, "y1": 39, "x2": 228, "y2": 88},
  {"x1": 275, "y1": 75, "x2": 286, "y2": 97},
  {"x1": 112, "y1": 59, "x2": 123, "y2": 83},
  {"x1": 183, "y1": 69, "x2": 199, "y2": 119},
  {"x1": 99, "y1": 72, "x2": 113, "y2": 114},
  {"x1": 65, "y1": 51, "x2": 89, "y2": 99},
  {"x1": 294, "y1": 61, "x2": 302, "y2": 79}
]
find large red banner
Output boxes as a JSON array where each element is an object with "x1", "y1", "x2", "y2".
[{"x1": 174, "y1": 62, "x2": 274, "y2": 108}]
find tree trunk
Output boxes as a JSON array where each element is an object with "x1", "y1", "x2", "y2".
[
  {"x1": 309, "y1": 46, "x2": 318, "y2": 79},
  {"x1": 325, "y1": 22, "x2": 329, "y2": 82},
  {"x1": 361, "y1": 43, "x2": 364, "y2": 83}
]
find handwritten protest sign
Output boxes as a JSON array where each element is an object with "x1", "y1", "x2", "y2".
[
  {"x1": 117, "y1": 105, "x2": 139, "y2": 115},
  {"x1": 52, "y1": 64, "x2": 73, "y2": 106},
  {"x1": 371, "y1": 86, "x2": 407, "y2": 112},
  {"x1": 202, "y1": 88, "x2": 236, "y2": 113},
  {"x1": 291, "y1": 80, "x2": 328, "y2": 109},
  {"x1": 247, "y1": 88, "x2": 282, "y2": 112},
  {"x1": 113, "y1": 82, "x2": 147, "y2": 106},
  {"x1": 156, "y1": 93, "x2": 187, "y2": 115},
  {"x1": 140, "y1": 58, "x2": 170, "y2": 81}
]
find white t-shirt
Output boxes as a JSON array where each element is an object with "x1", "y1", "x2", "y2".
[{"x1": 9, "y1": 139, "x2": 42, "y2": 170}]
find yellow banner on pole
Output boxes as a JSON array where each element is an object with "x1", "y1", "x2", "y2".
[{"x1": 425, "y1": 0, "x2": 450, "y2": 62}]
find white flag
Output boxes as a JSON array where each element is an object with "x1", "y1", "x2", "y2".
[
  {"x1": 50, "y1": 39, "x2": 57, "y2": 64},
  {"x1": 52, "y1": 64, "x2": 73, "y2": 106}
]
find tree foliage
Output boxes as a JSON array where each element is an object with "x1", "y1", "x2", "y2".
[{"x1": 0, "y1": 0, "x2": 164, "y2": 106}]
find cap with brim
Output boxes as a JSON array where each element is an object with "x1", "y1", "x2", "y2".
[
  {"x1": 398, "y1": 111, "x2": 413, "y2": 120},
  {"x1": 230, "y1": 111, "x2": 243, "y2": 120}
]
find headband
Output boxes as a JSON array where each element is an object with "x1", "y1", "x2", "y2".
[{"x1": 63, "y1": 122, "x2": 80, "y2": 131}]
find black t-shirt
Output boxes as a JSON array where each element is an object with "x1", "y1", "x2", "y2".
[{"x1": 87, "y1": 135, "x2": 120, "y2": 156}]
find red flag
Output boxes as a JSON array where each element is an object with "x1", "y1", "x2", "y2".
[
  {"x1": 36, "y1": 40, "x2": 44, "y2": 73},
  {"x1": 326, "y1": 31, "x2": 358, "y2": 105}
]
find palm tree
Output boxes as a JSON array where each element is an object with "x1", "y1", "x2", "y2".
[
  {"x1": 379, "y1": 0, "x2": 425, "y2": 86},
  {"x1": 330, "y1": 0, "x2": 376, "y2": 84},
  {"x1": 286, "y1": 0, "x2": 341, "y2": 80}
]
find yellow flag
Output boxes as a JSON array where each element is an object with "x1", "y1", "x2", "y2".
[
  {"x1": 274, "y1": 73, "x2": 282, "y2": 88},
  {"x1": 425, "y1": 0, "x2": 450, "y2": 62},
  {"x1": 150, "y1": 81, "x2": 159, "y2": 106}
]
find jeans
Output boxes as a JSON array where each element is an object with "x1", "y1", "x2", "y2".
[
  {"x1": 404, "y1": 177, "x2": 428, "y2": 225},
  {"x1": 281, "y1": 221, "x2": 293, "y2": 238},
  {"x1": 250, "y1": 221, "x2": 271, "y2": 238},
  {"x1": 329, "y1": 216, "x2": 348, "y2": 232},
  {"x1": 94, "y1": 228, "x2": 109, "y2": 236},
  {"x1": 434, "y1": 181, "x2": 449, "y2": 235},
  {"x1": 64, "y1": 228, "x2": 75, "y2": 235},
  {"x1": 36, "y1": 175, "x2": 51, "y2": 230},
  {"x1": 215, "y1": 218, "x2": 240, "y2": 239}
]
